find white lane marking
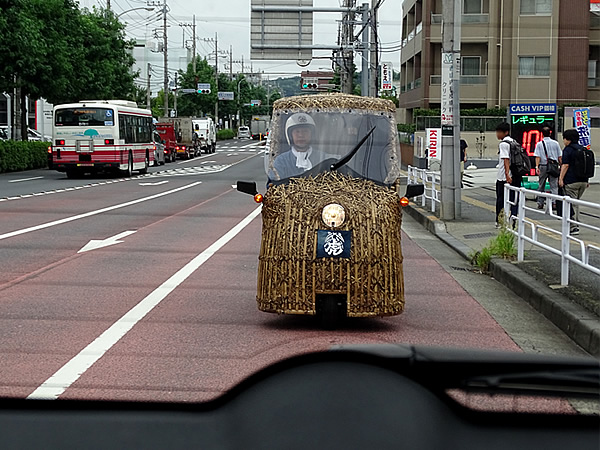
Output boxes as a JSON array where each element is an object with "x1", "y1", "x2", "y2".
[
  {"x1": 78, "y1": 230, "x2": 137, "y2": 253},
  {"x1": 176, "y1": 154, "x2": 213, "y2": 165},
  {"x1": 27, "y1": 205, "x2": 262, "y2": 400},
  {"x1": 8, "y1": 176, "x2": 44, "y2": 183},
  {"x1": 139, "y1": 181, "x2": 169, "y2": 186},
  {"x1": 201, "y1": 160, "x2": 216, "y2": 164},
  {"x1": 0, "y1": 182, "x2": 201, "y2": 241},
  {"x1": 241, "y1": 142, "x2": 257, "y2": 148}
]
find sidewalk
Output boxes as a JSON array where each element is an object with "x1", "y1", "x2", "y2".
[{"x1": 402, "y1": 167, "x2": 600, "y2": 357}]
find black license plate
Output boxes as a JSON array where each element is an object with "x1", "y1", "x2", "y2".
[{"x1": 316, "y1": 230, "x2": 351, "y2": 258}]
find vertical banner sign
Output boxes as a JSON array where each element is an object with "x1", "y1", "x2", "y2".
[
  {"x1": 426, "y1": 128, "x2": 442, "y2": 164},
  {"x1": 380, "y1": 62, "x2": 393, "y2": 91},
  {"x1": 573, "y1": 108, "x2": 592, "y2": 149},
  {"x1": 440, "y1": 53, "x2": 454, "y2": 125}
]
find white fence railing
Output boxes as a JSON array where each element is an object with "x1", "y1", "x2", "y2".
[
  {"x1": 503, "y1": 184, "x2": 600, "y2": 286},
  {"x1": 407, "y1": 166, "x2": 441, "y2": 213}
]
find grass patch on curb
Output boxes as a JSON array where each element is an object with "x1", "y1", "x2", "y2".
[{"x1": 469, "y1": 212, "x2": 517, "y2": 272}]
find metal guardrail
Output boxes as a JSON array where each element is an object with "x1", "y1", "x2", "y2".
[
  {"x1": 503, "y1": 184, "x2": 600, "y2": 286},
  {"x1": 407, "y1": 166, "x2": 441, "y2": 213}
]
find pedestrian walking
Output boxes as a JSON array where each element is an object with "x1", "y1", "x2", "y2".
[
  {"x1": 460, "y1": 138, "x2": 468, "y2": 185},
  {"x1": 495, "y1": 122, "x2": 522, "y2": 227},
  {"x1": 533, "y1": 127, "x2": 562, "y2": 210},
  {"x1": 559, "y1": 128, "x2": 591, "y2": 235}
]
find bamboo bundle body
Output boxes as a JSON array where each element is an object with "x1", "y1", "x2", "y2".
[{"x1": 257, "y1": 172, "x2": 405, "y2": 317}]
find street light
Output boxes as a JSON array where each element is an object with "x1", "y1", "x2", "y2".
[{"x1": 116, "y1": 7, "x2": 154, "y2": 18}]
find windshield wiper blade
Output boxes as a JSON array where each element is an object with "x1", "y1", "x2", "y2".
[{"x1": 330, "y1": 126, "x2": 376, "y2": 172}]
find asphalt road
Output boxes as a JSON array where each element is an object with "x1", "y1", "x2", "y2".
[{"x1": 0, "y1": 139, "x2": 588, "y2": 408}]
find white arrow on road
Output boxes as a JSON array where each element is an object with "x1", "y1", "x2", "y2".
[
  {"x1": 139, "y1": 181, "x2": 169, "y2": 186},
  {"x1": 77, "y1": 230, "x2": 137, "y2": 253}
]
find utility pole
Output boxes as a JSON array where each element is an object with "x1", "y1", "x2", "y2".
[
  {"x1": 340, "y1": 0, "x2": 355, "y2": 94},
  {"x1": 214, "y1": 32, "x2": 218, "y2": 126},
  {"x1": 440, "y1": 0, "x2": 462, "y2": 220},
  {"x1": 369, "y1": 0, "x2": 379, "y2": 97},
  {"x1": 147, "y1": 63, "x2": 151, "y2": 109},
  {"x1": 180, "y1": 16, "x2": 197, "y2": 73},
  {"x1": 173, "y1": 72, "x2": 178, "y2": 117},
  {"x1": 107, "y1": 0, "x2": 110, "y2": 9},
  {"x1": 229, "y1": 45, "x2": 233, "y2": 81},
  {"x1": 360, "y1": 3, "x2": 369, "y2": 97},
  {"x1": 162, "y1": 0, "x2": 168, "y2": 118}
]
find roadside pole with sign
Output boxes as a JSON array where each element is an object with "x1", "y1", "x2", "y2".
[{"x1": 440, "y1": 0, "x2": 462, "y2": 220}]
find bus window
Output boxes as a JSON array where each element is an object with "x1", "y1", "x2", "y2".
[{"x1": 55, "y1": 108, "x2": 114, "y2": 127}]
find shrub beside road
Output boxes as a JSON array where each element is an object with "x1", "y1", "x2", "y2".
[{"x1": 0, "y1": 141, "x2": 49, "y2": 173}]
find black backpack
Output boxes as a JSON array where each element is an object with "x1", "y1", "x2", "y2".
[
  {"x1": 573, "y1": 146, "x2": 596, "y2": 179},
  {"x1": 509, "y1": 140, "x2": 532, "y2": 177}
]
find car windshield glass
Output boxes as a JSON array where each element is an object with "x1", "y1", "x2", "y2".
[
  {"x1": 265, "y1": 110, "x2": 400, "y2": 185},
  {"x1": 55, "y1": 108, "x2": 114, "y2": 127}
]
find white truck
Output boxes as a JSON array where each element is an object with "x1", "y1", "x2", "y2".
[{"x1": 192, "y1": 118, "x2": 216, "y2": 154}]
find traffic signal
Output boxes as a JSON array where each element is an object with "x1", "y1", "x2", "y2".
[
  {"x1": 197, "y1": 88, "x2": 211, "y2": 94},
  {"x1": 301, "y1": 78, "x2": 319, "y2": 90}
]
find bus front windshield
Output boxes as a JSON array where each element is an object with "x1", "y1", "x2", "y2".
[
  {"x1": 265, "y1": 110, "x2": 400, "y2": 185},
  {"x1": 55, "y1": 108, "x2": 114, "y2": 127}
]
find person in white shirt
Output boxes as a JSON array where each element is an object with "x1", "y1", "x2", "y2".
[
  {"x1": 495, "y1": 122, "x2": 521, "y2": 227},
  {"x1": 533, "y1": 127, "x2": 562, "y2": 209}
]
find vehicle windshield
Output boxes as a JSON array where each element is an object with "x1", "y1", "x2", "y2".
[
  {"x1": 55, "y1": 108, "x2": 114, "y2": 127},
  {"x1": 0, "y1": 0, "x2": 598, "y2": 420},
  {"x1": 266, "y1": 110, "x2": 400, "y2": 185}
]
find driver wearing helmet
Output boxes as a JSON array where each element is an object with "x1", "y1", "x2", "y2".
[{"x1": 271, "y1": 113, "x2": 331, "y2": 180}]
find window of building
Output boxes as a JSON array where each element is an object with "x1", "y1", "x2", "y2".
[
  {"x1": 462, "y1": 56, "x2": 481, "y2": 75},
  {"x1": 520, "y1": 0, "x2": 552, "y2": 15},
  {"x1": 463, "y1": 0, "x2": 482, "y2": 14},
  {"x1": 518, "y1": 56, "x2": 550, "y2": 76}
]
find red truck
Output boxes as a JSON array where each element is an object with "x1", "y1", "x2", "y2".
[{"x1": 155, "y1": 122, "x2": 179, "y2": 162}]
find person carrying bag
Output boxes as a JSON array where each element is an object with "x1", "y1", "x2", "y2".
[{"x1": 534, "y1": 127, "x2": 562, "y2": 210}]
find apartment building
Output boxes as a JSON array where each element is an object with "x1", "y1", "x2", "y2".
[{"x1": 399, "y1": 0, "x2": 595, "y2": 123}]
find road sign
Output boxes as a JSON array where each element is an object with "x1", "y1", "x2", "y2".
[
  {"x1": 181, "y1": 88, "x2": 196, "y2": 94},
  {"x1": 218, "y1": 91, "x2": 235, "y2": 101},
  {"x1": 250, "y1": 0, "x2": 313, "y2": 61},
  {"x1": 250, "y1": 99, "x2": 262, "y2": 106}
]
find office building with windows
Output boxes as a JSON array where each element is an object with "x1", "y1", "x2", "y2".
[{"x1": 399, "y1": 0, "x2": 595, "y2": 123}]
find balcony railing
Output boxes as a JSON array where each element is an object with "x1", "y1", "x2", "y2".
[
  {"x1": 430, "y1": 13, "x2": 489, "y2": 24},
  {"x1": 430, "y1": 74, "x2": 487, "y2": 85},
  {"x1": 408, "y1": 30, "x2": 415, "y2": 42},
  {"x1": 416, "y1": 21, "x2": 423, "y2": 34}
]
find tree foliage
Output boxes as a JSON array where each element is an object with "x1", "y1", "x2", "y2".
[{"x1": 0, "y1": 1, "x2": 137, "y2": 105}]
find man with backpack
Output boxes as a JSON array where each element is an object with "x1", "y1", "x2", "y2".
[
  {"x1": 534, "y1": 127, "x2": 562, "y2": 210},
  {"x1": 495, "y1": 122, "x2": 529, "y2": 228},
  {"x1": 559, "y1": 128, "x2": 595, "y2": 235}
]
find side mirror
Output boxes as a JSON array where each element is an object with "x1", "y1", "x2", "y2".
[
  {"x1": 237, "y1": 181, "x2": 258, "y2": 196},
  {"x1": 405, "y1": 184, "x2": 425, "y2": 199}
]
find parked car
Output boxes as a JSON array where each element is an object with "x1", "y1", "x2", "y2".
[
  {"x1": 238, "y1": 126, "x2": 250, "y2": 139},
  {"x1": 153, "y1": 131, "x2": 166, "y2": 166},
  {"x1": 0, "y1": 126, "x2": 51, "y2": 141}
]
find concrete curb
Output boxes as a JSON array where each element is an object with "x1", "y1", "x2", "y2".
[{"x1": 404, "y1": 204, "x2": 600, "y2": 357}]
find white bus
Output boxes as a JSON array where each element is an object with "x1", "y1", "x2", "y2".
[{"x1": 51, "y1": 100, "x2": 154, "y2": 178}]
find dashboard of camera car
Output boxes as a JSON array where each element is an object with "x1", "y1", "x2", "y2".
[{"x1": 0, "y1": 346, "x2": 597, "y2": 450}]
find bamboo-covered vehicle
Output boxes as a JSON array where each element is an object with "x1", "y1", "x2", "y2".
[{"x1": 237, "y1": 94, "x2": 423, "y2": 327}]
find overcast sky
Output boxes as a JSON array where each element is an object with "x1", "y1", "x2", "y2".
[{"x1": 78, "y1": 0, "x2": 401, "y2": 79}]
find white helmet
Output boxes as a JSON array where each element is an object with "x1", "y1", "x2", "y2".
[{"x1": 285, "y1": 113, "x2": 316, "y2": 146}]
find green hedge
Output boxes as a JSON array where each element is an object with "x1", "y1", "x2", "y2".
[
  {"x1": 216, "y1": 129, "x2": 235, "y2": 140},
  {"x1": 0, "y1": 141, "x2": 49, "y2": 173}
]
